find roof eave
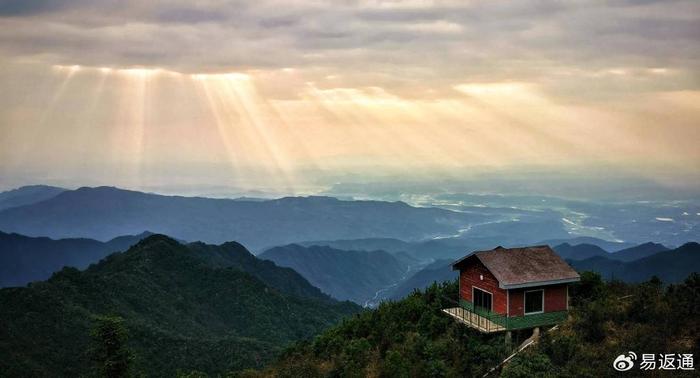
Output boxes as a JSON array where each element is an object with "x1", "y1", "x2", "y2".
[
  {"x1": 451, "y1": 252, "x2": 477, "y2": 270},
  {"x1": 500, "y1": 277, "x2": 581, "y2": 290}
]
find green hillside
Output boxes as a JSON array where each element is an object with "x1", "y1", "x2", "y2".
[
  {"x1": 245, "y1": 273, "x2": 699, "y2": 377},
  {"x1": 246, "y1": 281, "x2": 509, "y2": 377},
  {"x1": 0, "y1": 235, "x2": 360, "y2": 377}
]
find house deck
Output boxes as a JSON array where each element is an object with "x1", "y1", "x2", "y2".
[{"x1": 442, "y1": 307, "x2": 506, "y2": 333}]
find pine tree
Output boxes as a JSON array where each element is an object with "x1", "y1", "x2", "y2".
[{"x1": 89, "y1": 315, "x2": 133, "y2": 378}]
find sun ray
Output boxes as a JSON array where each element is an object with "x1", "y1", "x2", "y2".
[
  {"x1": 221, "y1": 75, "x2": 297, "y2": 193},
  {"x1": 7, "y1": 61, "x2": 697, "y2": 191},
  {"x1": 193, "y1": 75, "x2": 243, "y2": 180}
]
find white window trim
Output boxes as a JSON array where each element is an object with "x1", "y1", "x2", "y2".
[
  {"x1": 472, "y1": 286, "x2": 493, "y2": 311},
  {"x1": 506, "y1": 290, "x2": 510, "y2": 318},
  {"x1": 524, "y1": 289, "x2": 545, "y2": 315}
]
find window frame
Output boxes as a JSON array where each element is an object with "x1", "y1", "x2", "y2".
[
  {"x1": 472, "y1": 286, "x2": 493, "y2": 312},
  {"x1": 524, "y1": 289, "x2": 545, "y2": 315}
]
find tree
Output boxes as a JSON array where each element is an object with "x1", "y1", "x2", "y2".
[
  {"x1": 501, "y1": 351, "x2": 555, "y2": 378},
  {"x1": 569, "y1": 271, "x2": 604, "y2": 306},
  {"x1": 89, "y1": 315, "x2": 133, "y2": 378}
]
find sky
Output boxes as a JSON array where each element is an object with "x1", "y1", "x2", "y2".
[{"x1": 0, "y1": 0, "x2": 698, "y2": 197}]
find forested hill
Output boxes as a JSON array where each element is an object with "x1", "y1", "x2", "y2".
[
  {"x1": 247, "y1": 273, "x2": 699, "y2": 377},
  {"x1": 0, "y1": 235, "x2": 360, "y2": 377},
  {"x1": 186, "y1": 240, "x2": 332, "y2": 301},
  {"x1": 250, "y1": 281, "x2": 509, "y2": 377}
]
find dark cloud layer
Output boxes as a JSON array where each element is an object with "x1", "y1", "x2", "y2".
[
  {"x1": 0, "y1": 0, "x2": 697, "y2": 102},
  {"x1": 0, "y1": 0, "x2": 696, "y2": 77}
]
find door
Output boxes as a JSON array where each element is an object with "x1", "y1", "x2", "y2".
[{"x1": 473, "y1": 287, "x2": 492, "y2": 312}]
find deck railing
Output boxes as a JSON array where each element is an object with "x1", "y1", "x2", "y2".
[{"x1": 457, "y1": 299, "x2": 567, "y2": 331}]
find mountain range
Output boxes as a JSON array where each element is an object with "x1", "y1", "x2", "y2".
[
  {"x1": 259, "y1": 239, "x2": 693, "y2": 304},
  {"x1": 0, "y1": 230, "x2": 153, "y2": 287},
  {"x1": 569, "y1": 242, "x2": 700, "y2": 283},
  {"x1": 538, "y1": 236, "x2": 635, "y2": 252},
  {"x1": 1, "y1": 222, "x2": 691, "y2": 307},
  {"x1": 551, "y1": 242, "x2": 670, "y2": 262},
  {"x1": 0, "y1": 235, "x2": 360, "y2": 376},
  {"x1": 0, "y1": 186, "x2": 482, "y2": 251},
  {"x1": 552, "y1": 243, "x2": 609, "y2": 260},
  {"x1": 298, "y1": 237, "x2": 476, "y2": 260},
  {"x1": 298, "y1": 235, "x2": 644, "y2": 262},
  {"x1": 608, "y1": 242, "x2": 669, "y2": 261},
  {"x1": 0, "y1": 185, "x2": 66, "y2": 211}
]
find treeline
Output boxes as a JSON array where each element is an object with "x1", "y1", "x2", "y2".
[
  {"x1": 234, "y1": 272, "x2": 699, "y2": 378},
  {"x1": 7, "y1": 263, "x2": 698, "y2": 376},
  {"x1": 228, "y1": 281, "x2": 508, "y2": 377}
]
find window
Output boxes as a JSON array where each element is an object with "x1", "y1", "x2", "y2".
[
  {"x1": 524, "y1": 289, "x2": 544, "y2": 314},
  {"x1": 473, "y1": 287, "x2": 492, "y2": 311}
]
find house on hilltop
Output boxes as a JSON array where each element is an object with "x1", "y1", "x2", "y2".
[{"x1": 443, "y1": 245, "x2": 580, "y2": 333}]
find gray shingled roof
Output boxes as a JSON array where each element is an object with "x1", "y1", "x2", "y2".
[{"x1": 452, "y1": 245, "x2": 580, "y2": 289}]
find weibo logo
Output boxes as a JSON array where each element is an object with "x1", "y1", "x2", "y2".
[{"x1": 613, "y1": 352, "x2": 637, "y2": 371}]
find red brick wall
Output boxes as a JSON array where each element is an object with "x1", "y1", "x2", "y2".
[
  {"x1": 459, "y1": 259, "x2": 507, "y2": 315},
  {"x1": 507, "y1": 284, "x2": 568, "y2": 317}
]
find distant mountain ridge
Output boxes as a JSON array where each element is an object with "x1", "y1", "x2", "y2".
[
  {"x1": 609, "y1": 242, "x2": 669, "y2": 261},
  {"x1": 260, "y1": 244, "x2": 409, "y2": 305},
  {"x1": 538, "y1": 236, "x2": 634, "y2": 252},
  {"x1": 0, "y1": 185, "x2": 66, "y2": 211},
  {"x1": 0, "y1": 186, "x2": 482, "y2": 250},
  {"x1": 570, "y1": 242, "x2": 700, "y2": 283},
  {"x1": 552, "y1": 241, "x2": 670, "y2": 262},
  {"x1": 0, "y1": 235, "x2": 360, "y2": 376},
  {"x1": 297, "y1": 237, "x2": 474, "y2": 260},
  {"x1": 553, "y1": 243, "x2": 609, "y2": 260},
  {"x1": 298, "y1": 235, "x2": 641, "y2": 262},
  {"x1": 0, "y1": 230, "x2": 154, "y2": 287}
]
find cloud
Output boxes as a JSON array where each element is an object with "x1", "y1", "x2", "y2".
[
  {"x1": 0, "y1": 1, "x2": 695, "y2": 73},
  {"x1": 0, "y1": 0, "x2": 697, "y2": 102},
  {"x1": 0, "y1": 1, "x2": 698, "y2": 192},
  {"x1": 0, "y1": 0, "x2": 78, "y2": 16}
]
